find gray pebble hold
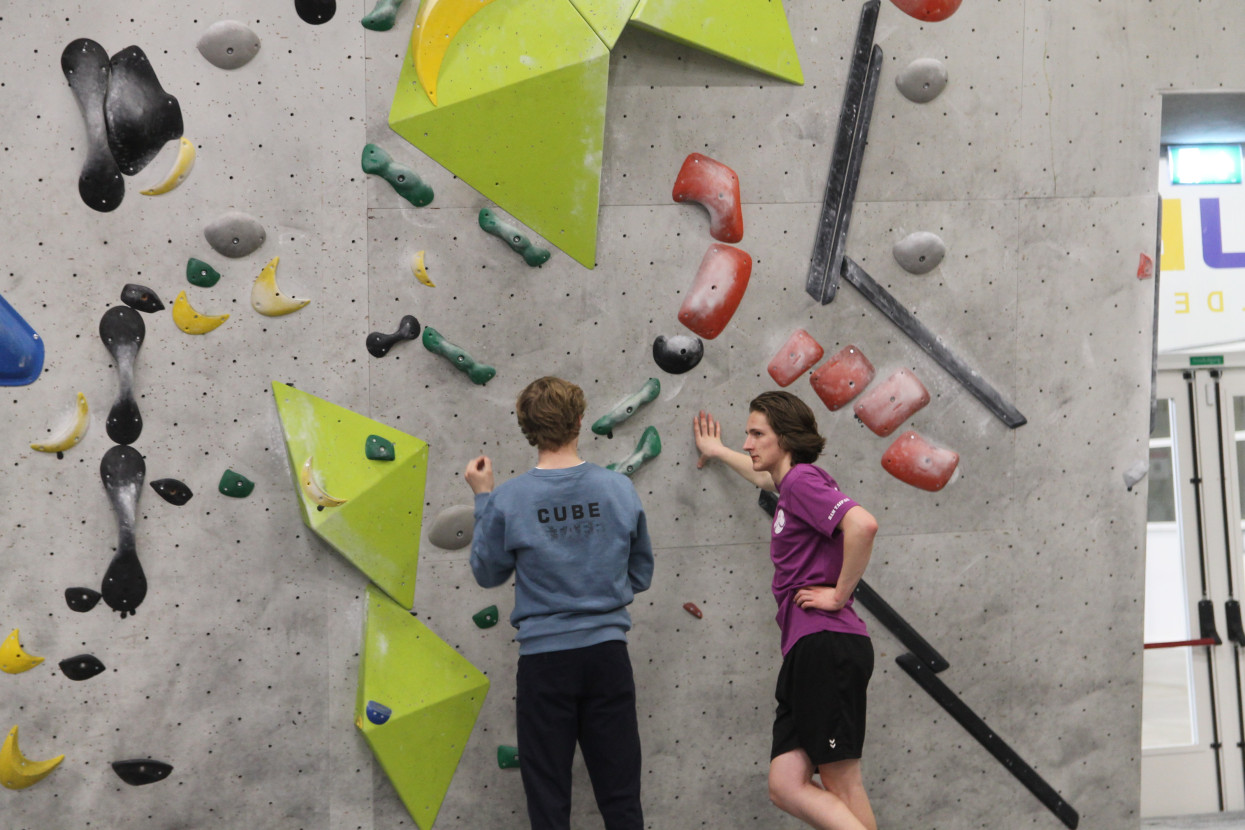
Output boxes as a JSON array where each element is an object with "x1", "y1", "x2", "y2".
[
  {"x1": 896, "y1": 58, "x2": 948, "y2": 104},
  {"x1": 1123, "y1": 459, "x2": 1149, "y2": 491},
  {"x1": 204, "y1": 211, "x2": 266, "y2": 258},
  {"x1": 197, "y1": 21, "x2": 261, "y2": 70},
  {"x1": 428, "y1": 504, "x2": 475, "y2": 550},
  {"x1": 893, "y1": 231, "x2": 946, "y2": 275}
]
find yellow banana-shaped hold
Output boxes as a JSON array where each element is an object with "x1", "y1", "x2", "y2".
[
  {"x1": 412, "y1": 0, "x2": 498, "y2": 106},
  {"x1": 300, "y1": 456, "x2": 347, "y2": 508},
  {"x1": 0, "y1": 629, "x2": 43, "y2": 674},
  {"x1": 30, "y1": 392, "x2": 89, "y2": 454},
  {"x1": 0, "y1": 726, "x2": 64, "y2": 790},
  {"x1": 140, "y1": 137, "x2": 196, "y2": 196},
  {"x1": 172, "y1": 291, "x2": 229, "y2": 335},
  {"x1": 251, "y1": 257, "x2": 310, "y2": 316},
  {"x1": 412, "y1": 250, "x2": 435, "y2": 287}
]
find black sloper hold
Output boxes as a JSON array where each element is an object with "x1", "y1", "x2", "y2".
[
  {"x1": 366, "y1": 315, "x2": 421, "y2": 357},
  {"x1": 652, "y1": 334, "x2": 704, "y2": 375},
  {"x1": 120, "y1": 283, "x2": 164, "y2": 313},
  {"x1": 111, "y1": 759, "x2": 173, "y2": 786},
  {"x1": 104, "y1": 45, "x2": 184, "y2": 176},
  {"x1": 65, "y1": 587, "x2": 102, "y2": 612},
  {"x1": 59, "y1": 654, "x2": 106, "y2": 681},
  {"x1": 61, "y1": 38, "x2": 124, "y2": 212},
  {"x1": 295, "y1": 0, "x2": 336, "y2": 24},
  {"x1": 150, "y1": 478, "x2": 193, "y2": 506}
]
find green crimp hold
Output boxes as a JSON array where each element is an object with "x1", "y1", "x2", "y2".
[
  {"x1": 422, "y1": 326, "x2": 496, "y2": 385},
  {"x1": 479, "y1": 208, "x2": 551, "y2": 267},
  {"x1": 218, "y1": 469, "x2": 255, "y2": 498},
  {"x1": 606, "y1": 426, "x2": 661, "y2": 477},
  {"x1": 365, "y1": 434, "x2": 396, "y2": 461},
  {"x1": 497, "y1": 745, "x2": 520, "y2": 769},
  {"x1": 186, "y1": 257, "x2": 221, "y2": 287},
  {"x1": 473, "y1": 605, "x2": 499, "y2": 629},
  {"x1": 591, "y1": 378, "x2": 661, "y2": 438},
  {"x1": 362, "y1": 143, "x2": 434, "y2": 207},
  {"x1": 361, "y1": 0, "x2": 405, "y2": 30}
]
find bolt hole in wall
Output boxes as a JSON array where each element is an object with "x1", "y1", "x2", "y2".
[{"x1": 1143, "y1": 92, "x2": 1245, "y2": 820}]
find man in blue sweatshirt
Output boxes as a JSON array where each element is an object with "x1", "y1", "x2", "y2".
[{"x1": 465, "y1": 376, "x2": 654, "y2": 830}]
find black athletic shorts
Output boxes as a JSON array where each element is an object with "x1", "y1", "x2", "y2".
[{"x1": 771, "y1": 631, "x2": 874, "y2": 765}]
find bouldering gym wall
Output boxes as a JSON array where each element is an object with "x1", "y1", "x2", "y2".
[{"x1": 0, "y1": 0, "x2": 1221, "y2": 827}]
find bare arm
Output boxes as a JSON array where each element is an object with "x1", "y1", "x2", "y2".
[
  {"x1": 793, "y1": 505, "x2": 878, "y2": 612},
  {"x1": 693, "y1": 410, "x2": 776, "y2": 491}
]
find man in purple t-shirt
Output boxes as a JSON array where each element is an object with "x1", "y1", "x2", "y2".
[{"x1": 694, "y1": 391, "x2": 879, "y2": 830}]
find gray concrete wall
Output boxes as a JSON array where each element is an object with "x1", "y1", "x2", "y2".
[{"x1": 0, "y1": 0, "x2": 1216, "y2": 827}]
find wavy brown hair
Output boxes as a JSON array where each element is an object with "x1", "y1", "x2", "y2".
[
  {"x1": 516, "y1": 377, "x2": 586, "y2": 450},
  {"x1": 749, "y1": 390, "x2": 825, "y2": 465}
]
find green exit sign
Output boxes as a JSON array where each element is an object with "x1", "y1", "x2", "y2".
[{"x1": 1190, "y1": 355, "x2": 1225, "y2": 366}]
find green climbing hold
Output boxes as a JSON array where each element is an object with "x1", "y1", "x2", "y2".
[
  {"x1": 472, "y1": 605, "x2": 499, "y2": 629},
  {"x1": 186, "y1": 257, "x2": 221, "y2": 288},
  {"x1": 591, "y1": 378, "x2": 661, "y2": 438},
  {"x1": 361, "y1": 0, "x2": 406, "y2": 30},
  {"x1": 606, "y1": 426, "x2": 661, "y2": 477},
  {"x1": 479, "y1": 208, "x2": 551, "y2": 267},
  {"x1": 218, "y1": 469, "x2": 255, "y2": 498},
  {"x1": 366, "y1": 434, "x2": 396, "y2": 461},
  {"x1": 497, "y1": 745, "x2": 519, "y2": 769},
  {"x1": 362, "y1": 143, "x2": 434, "y2": 207},
  {"x1": 422, "y1": 326, "x2": 496, "y2": 386}
]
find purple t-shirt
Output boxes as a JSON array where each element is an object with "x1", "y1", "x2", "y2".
[{"x1": 770, "y1": 463, "x2": 869, "y2": 655}]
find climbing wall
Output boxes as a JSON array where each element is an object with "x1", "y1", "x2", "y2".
[{"x1": 0, "y1": 0, "x2": 1215, "y2": 827}]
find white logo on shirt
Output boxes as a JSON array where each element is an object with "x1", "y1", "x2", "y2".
[
  {"x1": 773, "y1": 508, "x2": 786, "y2": 534},
  {"x1": 828, "y1": 738, "x2": 837, "y2": 749}
]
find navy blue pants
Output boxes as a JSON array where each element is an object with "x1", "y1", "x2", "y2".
[{"x1": 516, "y1": 641, "x2": 644, "y2": 830}]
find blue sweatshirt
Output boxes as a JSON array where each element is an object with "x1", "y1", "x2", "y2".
[{"x1": 470, "y1": 462, "x2": 654, "y2": 655}]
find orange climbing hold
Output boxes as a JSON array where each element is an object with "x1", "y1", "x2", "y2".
[
  {"x1": 881, "y1": 431, "x2": 959, "y2": 491},
  {"x1": 678, "y1": 244, "x2": 753, "y2": 340},
  {"x1": 767, "y1": 329, "x2": 824, "y2": 387},
  {"x1": 888, "y1": 0, "x2": 962, "y2": 22},
  {"x1": 683, "y1": 602, "x2": 703, "y2": 619},
  {"x1": 672, "y1": 153, "x2": 744, "y2": 243},
  {"x1": 809, "y1": 345, "x2": 875, "y2": 411},
  {"x1": 853, "y1": 368, "x2": 929, "y2": 437}
]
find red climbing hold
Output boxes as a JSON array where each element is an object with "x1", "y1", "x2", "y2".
[
  {"x1": 678, "y1": 244, "x2": 753, "y2": 340},
  {"x1": 809, "y1": 345, "x2": 875, "y2": 411},
  {"x1": 1137, "y1": 253, "x2": 1154, "y2": 280},
  {"x1": 854, "y1": 368, "x2": 930, "y2": 437},
  {"x1": 881, "y1": 431, "x2": 959, "y2": 491},
  {"x1": 767, "y1": 329, "x2": 825, "y2": 387},
  {"x1": 672, "y1": 153, "x2": 744, "y2": 243},
  {"x1": 888, "y1": 0, "x2": 963, "y2": 22},
  {"x1": 683, "y1": 602, "x2": 703, "y2": 619}
]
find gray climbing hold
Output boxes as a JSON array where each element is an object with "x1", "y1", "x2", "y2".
[
  {"x1": 893, "y1": 231, "x2": 946, "y2": 275},
  {"x1": 428, "y1": 504, "x2": 475, "y2": 550},
  {"x1": 204, "y1": 211, "x2": 266, "y2": 258},
  {"x1": 197, "y1": 21, "x2": 261, "y2": 70},
  {"x1": 1123, "y1": 459, "x2": 1149, "y2": 491},
  {"x1": 895, "y1": 58, "x2": 948, "y2": 104}
]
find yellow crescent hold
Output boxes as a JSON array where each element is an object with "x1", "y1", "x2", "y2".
[
  {"x1": 412, "y1": 250, "x2": 435, "y2": 286},
  {"x1": 0, "y1": 726, "x2": 64, "y2": 790},
  {"x1": 172, "y1": 291, "x2": 230, "y2": 335},
  {"x1": 251, "y1": 257, "x2": 310, "y2": 316},
  {"x1": 140, "y1": 137, "x2": 196, "y2": 196},
  {"x1": 30, "y1": 392, "x2": 90, "y2": 453},
  {"x1": 300, "y1": 456, "x2": 347, "y2": 508},
  {"x1": 412, "y1": 0, "x2": 499, "y2": 106},
  {"x1": 0, "y1": 629, "x2": 43, "y2": 674}
]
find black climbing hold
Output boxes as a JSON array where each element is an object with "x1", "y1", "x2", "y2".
[
  {"x1": 295, "y1": 0, "x2": 337, "y2": 24},
  {"x1": 99, "y1": 306, "x2": 145, "y2": 445},
  {"x1": 100, "y1": 445, "x2": 147, "y2": 619},
  {"x1": 366, "y1": 315, "x2": 420, "y2": 358},
  {"x1": 111, "y1": 759, "x2": 173, "y2": 786},
  {"x1": 150, "y1": 478, "x2": 193, "y2": 506},
  {"x1": 104, "y1": 45, "x2": 184, "y2": 177},
  {"x1": 61, "y1": 39, "x2": 124, "y2": 212},
  {"x1": 65, "y1": 586, "x2": 102, "y2": 613},
  {"x1": 120, "y1": 283, "x2": 164, "y2": 313},
  {"x1": 59, "y1": 653, "x2": 106, "y2": 681},
  {"x1": 652, "y1": 334, "x2": 704, "y2": 375}
]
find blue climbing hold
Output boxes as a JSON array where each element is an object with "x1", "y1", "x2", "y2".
[
  {"x1": 366, "y1": 700, "x2": 392, "y2": 725},
  {"x1": 0, "y1": 292, "x2": 44, "y2": 386}
]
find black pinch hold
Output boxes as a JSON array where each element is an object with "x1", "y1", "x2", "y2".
[
  {"x1": 295, "y1": 0, "x2": 337, "y2": 24},
  {"x1": 61, "y1": 38, "x2": 124, "y2": 212},
  {"x1": 150, "y1": 478, "x2": 193, "y2": 506},
  {"x1": 104, "y1": 45, "x2": 184, "y2": 177},
  {"x1": 111, "y1": 759, "x2": 173, "y2": 786},
  {"x1": 895, "y1": 654, "x2": 1079, "y2": 829},
  {"x1": 120, "y1": 283, "x2": 164, "y2": 313},
  {"x1": 65, "y1": 586, "x2": 102, "y2": 613},
  {"x1": 100, "y1": 445, "x2": 147, "y2": 618},
  {"x1": 652, "y1": 334, "x2": 704, "y2": 375},
  {"x1": 99, "y1": 305, "x2": 145, "y2": 445},
  {"x1": 59, "y1": 654, "x2": 106, "y2": 681},
  {"x1": 366, "y1": 315, "x2": 421, "y2": 358}
]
